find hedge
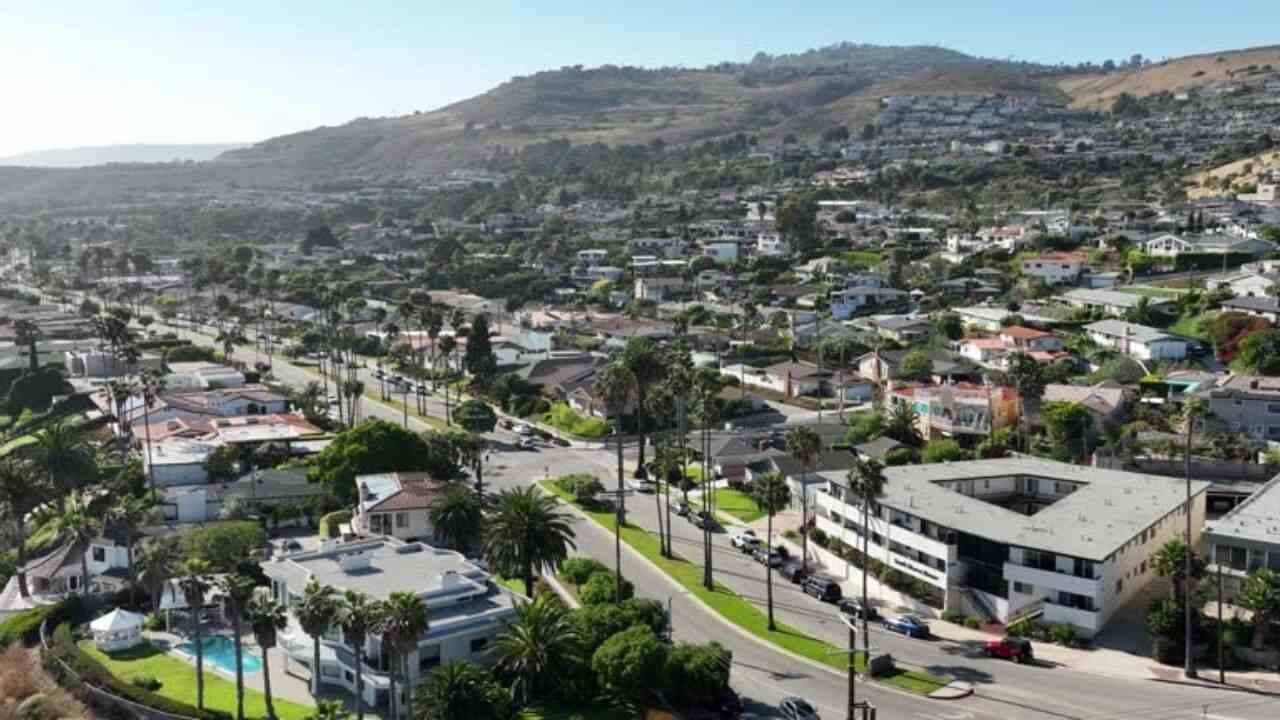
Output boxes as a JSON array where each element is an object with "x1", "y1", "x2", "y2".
[
  {"x1": 47, "y1": 623, "x2": 232, "y2": 720},
  {"x1": 319, "y1": 510, "x2": 353, "y2": 538},
  {"x1": 0, "y1": 597, "x2": 83, "y2": 647}
]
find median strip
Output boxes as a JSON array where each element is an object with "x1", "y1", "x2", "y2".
[{"x1": 539, "y1": 480, "x2": 951, "y2": 696}]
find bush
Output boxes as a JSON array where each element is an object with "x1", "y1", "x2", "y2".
[
  {"x1": 0, "y1": 598, "x2": 81, "y2": 648},
  {"x1": 663, "y1": 642, "x2": 732, "y2": 706},
  {"x1": 319, "y1": 510, "x2": 352, "y2": 538},
  {"x1": 580, "y1": 571, "x2": 635, "y2": 606},
  {"x1": 142, "y1": 613, "x2": 164, "y2": 632},
  {"x1": 1006, "y1": 619, "x2": 1033, "y2": 637},
  {"x1": 543, "y1": 403, "x2": 609, "y2": 438},
  {"x1": 555, "y1": 474, "x2": 605, "y2": 503},
  {"x1": 965, "y1": 616, "x2": 982, "y2": 630},
  {"x1": 591, "y1": 625, "x2": 669, "y2": 700},
  {"x1": 560, "y1": 557, "x2": 609, "y2": 587},
  {"x1": 810, "y1": 527, "x2": 828, "y2": 547},
  {"x1": 1050, "y1": 623, "x2": 1078, "y2": 646},
  {"x1": 131, "y1": 674, "x2": 162, "y2": 691},
  {"x1": 941, "y1": 610, "x2": 964, "y2": 624}
]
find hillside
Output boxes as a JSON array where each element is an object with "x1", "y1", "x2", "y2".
[
  {"x1": 219, "y1": 44, "x2": 1059, "y2": 176},
  {"x1": 1059, "y1": 45, "x2": 1280, "y2": 109},
  {"x1": 1186, "y1": 149, "x2": 1280, "y2": 199},
  {"x1": 0, "y1": 143, "x2": 249, "y2": 168}
]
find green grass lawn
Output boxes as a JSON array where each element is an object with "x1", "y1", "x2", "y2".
[
  {"x1": 23, "y1": 516, "x2": 61, "y2": 555},
  {"x1": 1168, "y1": 310, "x2": 1216, "y2": 341},
  {"x1": 539, "y1": 481, "x2": 949, "y2": 695},
  {"x1": 713, "y1": 489, "x2": 765, "y2": 523},
  {"x1": 496, "y1": 574, "x2": 531, "y2": 597},
  {"x1": 79, "y1": 640, "x2": 314, "y2": 720},
  {"x1": 520, "y1": 702, "x2": 617, "y2": 719}
]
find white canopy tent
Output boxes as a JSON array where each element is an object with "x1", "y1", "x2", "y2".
[{"x1": 90, "y1": 608, "x2": 147, "y2": 652}]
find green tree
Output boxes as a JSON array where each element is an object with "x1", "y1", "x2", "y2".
[
  {"x1": 1239, "y1": 568, "x2": 1280, "y2": 650},
  {"x1": 622, "y1": 337, "x2": 663, "y2": 478},
  {"x1": 0, "y1": 458, "x2": 46, "y2": 598},
  {"x1": 1040, "y1": 401, "x2": 1094, "y2": 461},
  {"x1": 218, "y1": 573, "x2": 257, "y2": 720},
  {"x1": 135, "y1": 537, "x2": 180, "y2": 619},
  {"x1": 775, "y1": 194, "x2": 819, "y2": 256},
  {"x1": 885, "y1": 401, "x2": 921, "y2": 446},
  {"x1": 595, "y1": 362, "x2": 637, "y2": 578},
  {"x1": 934, "y1": 313, "x2": 963, "y2": 341},
  {"x1": 294, "y1": 580, "x2": 340, "y2": 697},
  {"x1": 12, "y1": 319, "x2": 41, "y2": 372},
  {"x1": 308, "y1": 420, "x2": 458, "y2": 503},
  {"x1": 247, "y1": 595, "x2": 288, "y2": 720},
  {"x1": 898, "y1": 351, "x2": 933, "y2": 382},
  {"x1": 429, "y1": 486, "x2": 484, "y2": 555},
  {"x1": 203, "y1": 443, "x2": 240, "y2": 482},
  {"x1": 1007, "y1": 352, "x2": 1046, "y2": 453},
  {"x1": 462, "y1": 313, "x2": 498, "y2": 385},
  {"x1": 748, "y1": 472, "x2": 791, "y2": 630},
  {"x1": 33, "y1": 418, "x2": 96, "y2": 506},
  {"x1": 663, "y1": 643, "x2": 732, "y2": 707},
  {"x1": 414, "y1": 661, "x2": 511, "y2": 720},
  {"x1": 1151, "y1": 538, "x2": 1204, "y2": 604},
  {"x1": 181, "y1": 521, "x2": 267, "y2": 570},
  {"x1": 380, "y1": 591, "x2": 430, "y2": 720},
  {"x1": 495, "y1": 594, "x2": 581, "y2": 704},
  {"x1": 847, "y1": 457, "x2": 887, "y2": 660},
  {"x1": 591, "y1": 624, "x2": 668, "y2": 702},
  {"x1": 922, "y1": 439, "x2": 968, "y2": 463},
  {"x1": 55, "y1": 498, "x2": 100, "y2": 597},
  {"x1": 785, "y1": 426, "x2": 821, "y2": 572},
  {"x1": 844, "y1": 411, "x2": 884, "y2": 445},
  {"x1": 483, "y1": 486, "x2": 576, "y2": 596},
  {"x1": 1238, "y1": 330, "x2": 1280, "y2": 375},
  {"x1": 455, "y1": 399, "x2": 497, "y2": 434}
]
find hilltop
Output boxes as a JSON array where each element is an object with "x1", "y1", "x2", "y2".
[
  {"x1": 1059, "y1": 44, "x2": 1280, "y2": 109},
  {"x1": 219, "y1": 43, "x2": 1061, "y2": 175}
]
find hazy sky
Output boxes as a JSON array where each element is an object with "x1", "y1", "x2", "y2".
[{"x1": 2, "y1": 1, "x2": 1277, "y2": 156}]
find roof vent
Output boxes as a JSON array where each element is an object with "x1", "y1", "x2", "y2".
[
  {"x1": 1251, "y1": 379, "x2": 1260, "y2": 390},
  {"x1": 339, "y1": 551, "x2": 372, "y2": 573},
  {"x1": 395, "y1": 543, "x2": 424, "y2": 554}
]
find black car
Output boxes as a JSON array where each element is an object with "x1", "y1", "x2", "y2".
[
  {"x1": 802, "y1": 576, "x2": 843, "y2": 603},
  {"x1": 779, "y1": 561, "x2": 810, "y2": 584},
  {"x1": 779, "y1": 696, "x2": 819, "y2": 720},
  {"x1": 674, "y1": 501, "x2": 692, "y2": 517},
  {"x1": 692, "y1": 511, "x2": 720, "y2": 531},
  {"x1": 837, "y1": 597, "x2": 878, "y2": 620}
]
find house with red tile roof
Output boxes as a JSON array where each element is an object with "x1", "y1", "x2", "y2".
[{"x1": 352, "y1": 472, "x2": 449, "y2": 543}]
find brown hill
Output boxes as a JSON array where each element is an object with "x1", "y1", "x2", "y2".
[{"x1": 1059, "y1": 45, "x2": 1280, "y2": 109}]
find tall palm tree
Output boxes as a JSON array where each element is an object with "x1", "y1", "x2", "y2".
[
  {"x1": 247, "y1": 594, "x2": 289, "y2": 720},
  {"x1": 483, "y1": 487, "x2": 576, "y2": 597},
  {"x1": 847, "y1": 457, "x2": 887, "y2": 661},
  {"x1": 179, "y1": 558, "x2": 214, "y2": 711},
  {"x1": 379, "y1": 591, "x2": 429, "y2": 720},
  {"x1": 648, "y1": 446, "x2": 685, "y2": 558},
  {"x1": 55, "y1": 498, "x2": 101, "y2": 596},
  {"x1": 105, "y1": 493, "x2": 154, "y2": 600},
  {"x1": 622, "y1": 337, "x2": 663, "y2": 478},
  {"x1": 429, "y1": 486, "x2": 484, "y2": 555},
  {"x1": 439, "y1": 335, "x2": 457, "y2": 424},
  {"x1": 33, "y1": 418, "x2": 96, "y2": 507},
  {"x1": 338, "y1": 590, "x2": 382, "y2": 720},
  {"x1": 0, "y1": 457, "x2": 46, "y2": 598},
  {"x1": 136, "y1": 537, "x2": 181, "y2": 615},
  {"x1": 749, "y1": 472, "x2": 792, "y2": 631},
  {"x1": 218, "y1": 574, "x2": 257, "y2": 720},
  {"x1": 294, "y1": 579, "x2": 339, "y2": 697},
  {"x1": 1006, "y1": 353, "x2": 1046, "y2": 453},
  {"x1": 138, "y1": 369, "x2": 166, "y2": 498},
  {"x1": 786, "y1": 426, "x2": 822, "y2": 572},
  {"x1": 594, "y1": 362, "x2": 636, "y2": 595},
  {"x1": 494, "y1": 594, "x2": 580, "y2": 704}
]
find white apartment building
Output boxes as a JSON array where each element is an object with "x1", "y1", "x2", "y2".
[
  {"x1": 1020, "y1": 253, "x2": 1084, "y2": 285},
  {"x1": 813, "y1": 458, "x2": 1208, "y2": 637},
  {"x1": 756, "y1": 232, "x2": 790, "y2": 257},
  {"x1": 267, "y1": 538, "x2": 518, "y2": 716}
]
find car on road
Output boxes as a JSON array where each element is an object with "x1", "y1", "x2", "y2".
[
  {"x1": 674, "y1": 501, "x2": 692, "y2": 517},
  {"x1": 752, "y1": 545, "x2": 788, "y2": 567},
  {"x1": 883, "y1": 614, "x2": 931, "y2": 638},
  {"x1": 801, "y1": 576, "x2": 842, "y2": 602},
  {"x1": 515, "y1": 423, "x2": 532, "y2": 436},
  {"x1": 984, "y1": 637, "x2": 1033, "y2": 663},
  {"x1": 779, "y1": 561, "x2": 809, "y2": 584},
  {"x1": 691, "y1": 511, "x2": 720, "y2": 531},
  {"x1": 837, "y1": 597, "x2": 878, "y2": 620},
  {"x1": 516, "y1": 437, "x2": 537, "y2": 450},
  {"x1": 500, "y1": 419, "x2": 514, "y2": 430},
  {"x1": 779, "y1": 696, "x2": 819, "y2": 720},
  {"x1": 729, "y1": 528, "x2": 761, "y2": 551},
  {"x1": 634, "y1": 479, "x2": 657, "y2": 494}
]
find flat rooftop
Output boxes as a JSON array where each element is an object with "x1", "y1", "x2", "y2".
[
  {"x1": 821, "y1": 457, "x2": 1210, "y2": 561},
  {"x1": 1206, "y1": 472, "x2": 1280, "y2": 546}
]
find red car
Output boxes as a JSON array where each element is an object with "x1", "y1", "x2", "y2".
[{"x1": 984, "y1": 637, "x2": 1033, "y2": 663}]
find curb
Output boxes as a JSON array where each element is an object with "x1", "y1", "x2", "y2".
[
  {"x1": 927, "y1": 681, "x2": 974, "y2": 700},
  {"x1": 537, "y1": 483, "x2": 960, "y2": 703}
]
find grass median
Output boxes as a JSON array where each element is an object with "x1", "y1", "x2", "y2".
[{"x1": 539, "y1": 481, "x2": 950, "y2": 695}]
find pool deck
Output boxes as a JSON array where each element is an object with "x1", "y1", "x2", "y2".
[{"x1": 146, "y1": 630, "x2": 320, "y2": 709}]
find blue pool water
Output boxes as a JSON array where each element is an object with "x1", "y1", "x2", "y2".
[{"x1": 176, "y1": 636, "x2": 262, "y2": 674}]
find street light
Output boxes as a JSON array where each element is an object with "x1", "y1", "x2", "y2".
[{"x1": 829, "y1": 613, "x2": 878, "y2": 720}]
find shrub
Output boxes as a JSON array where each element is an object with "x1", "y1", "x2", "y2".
[
  {"x1": 1050, "y1": 623, "x2": 1078, "y2": 646},
  {"x1": 663, "y1": 642, "x2": 731, "y2": 706},
  {"x1": 1006, "y1": 619, "x2": 1033, "y2": 637},
  {"x1": 591, "y1": 625, "x2": 669, "y2": 700},
  {"x1": 544, "y1": 403, "x2": 609, "y2": 438},
  {"x1": 555, "y1": 474, "x2": 605, "y2": 503},
  {"x1": 580, "y1": 571, "x2": 635, "y2": 606},
  {"x1": 0, "y1": 598, "x2": 80, "y2": 648},
  {"x1": 965, "y1": 617, "x2": 982, "y2": 630},
  {"x1": 142, "y1": 613, "x2": 164, "y2": 632},
  {"x1": 560, "y1": 557, "x2": 609, "y2": 587},
  {"x1": 810, "y1": 527, "x2": 828, "y2": 547},
  {"x1": 941, "y1": 610, "x2": 964, "y2": 624},
  {"x1": 319, "y1": 510, "x2": 353, "y2": 538},
  {"x1": 131, "y1": 674, "x2": 162, "y2": 691}
]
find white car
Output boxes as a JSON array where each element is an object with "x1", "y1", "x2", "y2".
[
  {"x1": 730, "y1": 528, "x2": 761, "y2": 551},
  {"x1": 515, "y1": 423, "x2": 532, "y2": 436}
]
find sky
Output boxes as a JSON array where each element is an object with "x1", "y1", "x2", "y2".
[{"x1": 1, "y1": 0, "x2": 1277, "y2": 156}]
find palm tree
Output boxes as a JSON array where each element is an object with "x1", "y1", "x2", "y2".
[
  {"x1": 0, "y1": 457, "x2": 47, "y2": 598},
  {"x1": 494, "y1": 594, "x2": 580, "y2": 704},
  {"x1": 1152, "y1": 538, "x2": 1202, "y2": 605},
  {"x1": 105, "y1": 493, "x2": 154, "y2": 600},
  {"x1": 55, "y1": 498, "x2": 101, "y2": 596},
  {"x1": 379, "y1": 591, "x2": 429, "y2": 720},
  {"x1": 33, "y1": 418, "x2": 96, "y2": 507},
  {"x1": 247, "y1": 594, "x2": 289, "y2": 720},
  {"x1": 439, "y1": 335, "x2": 457, "y2": 424},
  {"x1": 136, "y1": 537, "x2": 181, "y2": 615},
  {"x1": 749, "y1": 472, "x2": 792, "y2": 631},
  {"x1": 307, "y1": 700, "x2": 350, "y2": 720},
  {"x1": 294, "y1": 579, "x2": 339, "y2": 697},
  {"x1": 138, "y1": 369, "x2": 166, "y2": 498},
  {"x1": 338, "y1": 590, "x2": 382, "y2": 720},
  {"x1": 647, "y1": 446, "x2": 685, "y2": 557},
  {"x1": 1239, "y1": 568, "x2": 1280, "y2": 651},
  {"x1": 885, "y1": 400, "x2": 922, "y2": 446},
  {"x1": 1006, "y1": 353, "x2": 1046, "y2": 453},
  {"x1": 1180, "y1": 397, "x2": 1210, "y2": 679},
  {"x1": 415, "y1": 660, "x2": 508, "y2": 720},
  {"x1": 622, "y1": 337, "x2": 663, "y2": 478},
  {"x1": 594, "y1": 362, "x2": 636, "y2": 595},
  {"x1": 786, "y1": 426, "x2": 822, "y2": 572},
  {"x1": 179, "y1": 558, "x2": 214, "y2": 711},
  {"x1": 847, "y1": 457, "x2": 887, "y2": 661},
  {"x1": 218, "y1": 574, "x2": 257, "y2": 720},
  {"x1": 483, "y1": 486, "x2": 576, "y2": 597},
  {"x1": 429, "y1": 486, "x2": 484, "y2": 555},
  {"x1": 12, "y1": 319, "x2": 41, "y2": 372}
]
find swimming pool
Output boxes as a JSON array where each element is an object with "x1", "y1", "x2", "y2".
[{"x1": 176, "y1": 636, "x2": 262, "y2": 674}]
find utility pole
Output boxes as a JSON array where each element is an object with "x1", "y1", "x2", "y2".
[
  {"x1": 1217, "y1": 563, "x2": 1225, "y2": 685},
  {"x1": 1184, "y1": 404, "x2": 1197, "y2": 679},
  {"x1": 833, "y1": 615, "x2": 876, "y2": 720}
]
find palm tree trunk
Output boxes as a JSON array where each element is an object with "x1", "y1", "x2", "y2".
[
  {"x1": 261, "y1": 643, "x2": 277, "y2": 720},
  {"x1": 387, "y1": 652, "x2": 398, "y2": 720},
  {"x1": 14, "y1": 520, "x2": 29, "y2": 598},
  {"x1": 801, "y1": 475, "x2": 810, "y2": 572},
  {"x1": 654, "y1": 458, "x2": 666, "y2": 556},
  {"x1": 232, "y1": 611, "x2": 245, "y2": 720},
  {"x1": 312, "y1": 638, "x2": 322, "y2": 696},
  {"x1": 862, "y1": 498, "x2": 871, "y2": 658},
  {"x1": 193, "y1": 605, "x2": 205, "y2": 710},
  {"x1": 80, "y1": 552, "x2": 90, "y2": 597},
  {"x1": 354, "y1": 644, "x2": 365, "y2": 720},
  {"x1": 766, "y1": 509, "x2": 776, "y2": 631},
  {"x1": 401, "y1": 651, "x2": 413, "y2": 720},
  {"x1": 635, "y1": 390, "x2": 648, "y2": 478},
  {"x1": 615, "y1": 429, "x2": 625, "y2": 598},
  {"x1": 143, "y1": 403, "x2": 156, "y2": 501}
]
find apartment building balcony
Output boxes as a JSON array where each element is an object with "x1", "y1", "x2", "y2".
[
  {"x1": 927, "y1": 415, "x2": 991, "y2": 435},
  {"x1": 1002, "y1": 561, "x2": 1101, "y2": 599},
  {"x1": 280, "y1": 628, "x2": 391, "y2": 696}
]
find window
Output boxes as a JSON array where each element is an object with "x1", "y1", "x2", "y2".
[
  {"x1": 92, "y1": 547, "x2": 106, "y2": 563},
  {"x1": 1073, "y1": 558, "x2": 1095, "y2": 579},
  {"x1": 1115, "y1": 579, "x2": 1124, "y2": 595},
  {"x1": 1268, "y1": 403, "x2": 1280, "y2": 415},
  {"x1": 1013, "y1": 581, "x2": 1033, "y2": 594},
  {"x1": 1215, "y1": 544, "x2": 1248, "y2": 571},
  {"x1": 1233, "y1": 399, "x2": 1244, "y2": 407},
  {"x1": 419, "y1": 644, "x2": 441, "y2": 672},
  {"x1": 395, "y1": 512, "x2": 408, "y2": 528},
  {"x1": 470, "y1": 637, "x2": 489, "y2": 653}
]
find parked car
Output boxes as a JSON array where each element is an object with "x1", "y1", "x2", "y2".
[
  {"x1": 837, "y1": 597, "x2": 878, "y2": 620},
  {"x1": 500, "y1": 419, "x2": 514, "y2": 430},
  {"x1": 779, "y1": 696, "x2": 819, "y2": 720},
  {"x1": 984, "y1": 637, "x2": 1033, "y2": 663},
  {"x1": 692, "y1": 511, "x2": 720, "y2": 531},
  {"x1": 730, "y1": 528, "x2": 761, "y2": 551},
  {"x1": 883, "y1": 615, "x2": 931, "y2": 638},
  {"x1": 674, "y1": 501, "x2": 692, "y2": 517},
  {"x1": 517, "y1": 437, "x2": 537, "y2": 450},
  {"x1": 779, "y1": 561, "x2": 809, "y2": 584},
  {"x1": 516, "y1": 423, "x2": 532, "y2": 436},
  {"x1": 802, "y1": 576, "x2": 843, "y2": 602},
  {"x1": 752, "y1": 545, "x2": 788, "y2": 567},
  {"x1": 634, "y1": 479, "x2": 657, "y2": 494},
  {"x1": 714, "y1": 689, "x2": 742, "y2": 719}
]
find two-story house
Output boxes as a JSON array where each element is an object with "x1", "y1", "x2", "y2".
[
  {"x1": 1199, "y1": 374, "x2": 1280, "y2": 442},
  {"x1": 1020, "y1": 252, "x2": 1085, "y2": 285},
  {"x1": 352, "y1": 472, "x2": 447, "y2": 543},
  {"x1": 1084, "y1": 320, "x2": 1189, "y2": 361}
]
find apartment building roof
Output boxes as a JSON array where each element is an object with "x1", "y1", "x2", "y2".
[
  {"x1": 1083, "y1": 320, "x2": 1181, "y2": 344},
  {"x1": 819, "y1": 457, "x2": 1209, "y2": 561},
  {"x1": 1205, "y1": 472, "x2": 1280, "y2": 546},
  {"x1": 1061, "y1": 289, "x2": 1173, "y2": 310},
  {"x1": 1202, "y1": 374, "x2": 1280, "y2": 398}
]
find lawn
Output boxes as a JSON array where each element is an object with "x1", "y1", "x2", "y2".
[
  {"x1": 840, "y1": 251, "x2": 883, "y2": 267},
  {"x1": 520, "y1": 702, "x2": 618, "y2": 720},
  {"x1": 713, "y1": 488, "x2": 765, "y2": 523},
  {"x1": 541, "y1": 403, "x2": 609, "y2": 438},
  {"x1": 1168, "y1": 310, "x2": 1216, "y2": 341},
  {"x1": 79, "y1": 640, "x2": 314, "y2": 720},
  {"x1": 538, "y1": 481, "x2": 949, "y2": 695},
  {"x1": 496, "y1": 574, "x2": 531, "y2": 597}
]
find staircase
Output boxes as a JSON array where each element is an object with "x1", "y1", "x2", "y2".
[{"x1": 962, "y1": 586, "x2": 999, "y2": 624}]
